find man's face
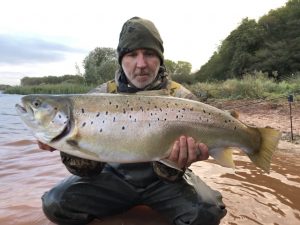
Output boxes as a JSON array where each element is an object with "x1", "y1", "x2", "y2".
[{"x1": 121, "y1": 49, "x2": 160, "y2": 89}]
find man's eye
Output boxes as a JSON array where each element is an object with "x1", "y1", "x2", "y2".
[
  {"x1": 144, "y1": 51, "x2": 156, "y2": 57},
  {"x1": 127, "y1": 52, "x2": 137, "y2": 57}
]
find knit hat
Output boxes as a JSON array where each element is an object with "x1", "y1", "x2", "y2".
[{"x1": 117, "y1": 17, "x2": 164, "y2": 64}]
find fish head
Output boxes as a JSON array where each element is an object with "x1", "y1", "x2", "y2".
[{"x1": 15, "y1": 95, "x2": 71, "y2": 143}]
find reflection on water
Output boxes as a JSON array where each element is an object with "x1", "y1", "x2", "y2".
[{"x1": 0, "y1": 93, "x2": 299, "y2": 225}]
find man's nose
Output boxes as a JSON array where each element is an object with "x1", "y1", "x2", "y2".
[{"x1": 136, "y1": 54, "x2": 147, "y2": 68}]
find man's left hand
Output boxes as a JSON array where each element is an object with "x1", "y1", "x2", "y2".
[{"x1": 167, "y1": 136, "x2": 209, "y2": 169}]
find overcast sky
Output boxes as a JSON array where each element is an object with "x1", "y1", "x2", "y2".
[{"x1": 0, "y1": 0, "x2": 288, "y2": 85}]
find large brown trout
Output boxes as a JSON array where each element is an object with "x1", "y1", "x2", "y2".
[{"x1": 15, "y1": 93, "x2": 281, "y2": 172}]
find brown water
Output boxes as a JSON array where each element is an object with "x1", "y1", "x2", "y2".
[{"x1": 0, "y1": 93, "x2": 299, "y2": 225}]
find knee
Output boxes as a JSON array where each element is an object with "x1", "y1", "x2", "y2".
[
  {"x1": 175, "y1": 202, "x2": 227, "y2": 225},
  {"x1": 42, "y1": 190, "x2": 64, "y2": 224},
  {"x1": 194, "y1": 202, "x2": 227, "y2": 225},
  {"x1": 42, "y1": 189, "x2": 93, "y2": 225}
]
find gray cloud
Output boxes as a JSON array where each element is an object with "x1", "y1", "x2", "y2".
[{"x1": 0, "y1": 34, "x2": 87, "y2": 64}]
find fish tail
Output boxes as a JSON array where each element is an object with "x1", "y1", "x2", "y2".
[{"x1": 248, "y1": 127, "x2": 281, "y2": 173}]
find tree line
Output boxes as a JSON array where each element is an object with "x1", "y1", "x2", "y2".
[{"x1": 194, "y1": 0, "x2": 300, "y2": 81}]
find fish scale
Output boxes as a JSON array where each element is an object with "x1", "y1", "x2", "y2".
[{"x1": 15, "y1": 93, "x2": 281, "y2": 172}]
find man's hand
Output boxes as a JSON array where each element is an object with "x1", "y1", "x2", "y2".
[
  {"x1": 167, "y1": 136, "x2": 209, "y2": 169},
  {"x1": 37, "y1": 141, "x2": 56, "y2": 152}
]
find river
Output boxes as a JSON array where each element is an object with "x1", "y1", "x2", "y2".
[{"x1": 0, "y1": 93, "x2": 299, "y2": 225}]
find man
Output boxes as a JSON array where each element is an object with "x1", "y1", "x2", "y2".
[{"x1": 41, "y1": 17, "x2": 227, "y2": 225}]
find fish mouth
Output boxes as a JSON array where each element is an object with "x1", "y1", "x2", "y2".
[{"x1": 15, "y1": 103, "x2": 28, "y2": 115}]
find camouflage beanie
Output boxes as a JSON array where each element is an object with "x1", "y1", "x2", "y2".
[{"x1": 117, "y1": 17, "x2": 164, "y2": 64}]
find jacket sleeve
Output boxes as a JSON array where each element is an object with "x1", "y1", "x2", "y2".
[
  {"x1": 152, "y1": 161, "x2": 185, "y2": 182},
  {"x1": 61, "y1": 152, "x2": 105, "y2": 177}
]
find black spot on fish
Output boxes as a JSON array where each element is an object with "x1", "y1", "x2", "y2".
[
  {"x1": 113, "y1": 117, "x2": 116, "y2": 122},
  {"x1": 58, "y1": 114, "x2": 62, "y2": 119},
  {"x1": 140, "y1": 106, "x2": 144, "y2": 112},
  {"x1": 151, "y1": 113, "x2": 153, "y2": 116},
  {"x1": 67, "y1": 139, "x2": 79, "y2": 148},
  {"x1": 131, "y1": 108, "x2": 133, "y2": 111},
  {"x1": 176, "y1": 115, "x2": 179, "y2": 119},
  {"x1": 182, "y1": 108, "x2": 186, "y2": 111},
  {"x1": 203, "y1": 110, "x2": 206, "y2": 113},
  {"x1": 96, "y1": 113, "x2": 100, "y2": 117},
  {"x1": 116, "y1": 105, "x2": 119, "y2": 108},
  {"x1": 129, "y1": 115, "x2": 132, "y2": 118},
  {"x1": 157, "y1": 118, "x2": 160, "y2": 121},
  {"x1": 190, "y1": 108, "x2": 194, "y2": 111},
  {"x1": 100, "y1": 128, "x2": 103, "y2": 132},
  {"x1": 102, "y1": 120, "x2": 105, "y2": 123},
  {"x1": 91, "y1": 121, "x2": 93, "y2": 125},
  {"x1": 109, "y1": 101, "x2": 112, "y2": 105},
  {"x1": 164, "y1": 118, "x2": 167, "y2": 121},
  {"x1": 122, "y1": 126, "x2": 125, "y2": 130},
  {"x1": 234, "y1": 126, "x2": 237, "y2": 130},
  {"x1": 134, "y1": 119, "x2": 137, "y2": 122},
  {"x1": 123, "y1": 109, "x2": 126, "y2": 114},
  {"x1": 81, "y1": 108, "x2": 85, "y2": 113},
  {"x1": 82, "y1": 122, "x2": 86, "y2": 127},
  {"x1": 149, "y1": 123, "x2": 151, "y2": 127},
  {"x1": 106, "y1": 111, "x2": 108, "y2": 115},
  {"x1": 209, "y1": 112, "x2": 211, "y2": 115},
  {"x1": 225, "y1": 120, "x2": 227, "y2": 123},
  {"x1": 54, "y1": 107, "x2": 58, "y2": 111}
]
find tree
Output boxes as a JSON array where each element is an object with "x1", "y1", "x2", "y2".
[
  {"x1": 165, "y1": 59, "x2": 194, "y2": 84},
  {"x1": 83, "y1": 47, "x2": 118, "y2": 85},
  {"x1": 195, "y1": 0, "x2": 300, "y2": 81}
]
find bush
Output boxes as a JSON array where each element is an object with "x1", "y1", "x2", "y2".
[{"x1": 188, "y1": 71, "x2": 300, "y2": 100}]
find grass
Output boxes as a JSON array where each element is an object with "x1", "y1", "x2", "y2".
[
  {"x1": 188, "y1": 72, "x2": 300, "y2": 101},
  {"x1": 4, "y1": 83, "x2": 93, "y2": 95}
]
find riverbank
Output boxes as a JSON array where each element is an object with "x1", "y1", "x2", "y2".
[{"x1": 209, "y1": 99, "x2": 300, "y2": 146}]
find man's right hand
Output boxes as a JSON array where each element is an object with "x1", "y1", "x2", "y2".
[{"x1": 37, "y1": 141, "x2": 56, "y2": 152}]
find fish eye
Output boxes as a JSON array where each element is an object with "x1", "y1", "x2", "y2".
[{"x1": 32, "y1": 99, "x2": 42, "y2": 108}]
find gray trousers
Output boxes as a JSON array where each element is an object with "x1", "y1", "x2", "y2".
[{"x1": 42, "y1": 169, "x2": 226, "y2": 225}]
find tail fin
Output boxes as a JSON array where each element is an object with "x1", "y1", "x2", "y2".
[{"x1": 248, "y1": 127, "x2": 281, "y2": 173}]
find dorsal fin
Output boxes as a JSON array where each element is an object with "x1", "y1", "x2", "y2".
[{"x1": 226, "y1": 110, "x2": 239, "y2": 119}]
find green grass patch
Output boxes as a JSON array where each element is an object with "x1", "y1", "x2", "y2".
[
  {"x1": 188, "y1": 72, "x2": 300, "y2": 101},
  {"x1": 4, "y1": 83, "x2": 93, "y2": 95}
]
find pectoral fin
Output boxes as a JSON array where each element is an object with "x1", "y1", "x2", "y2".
[{"x1": 209, "y1": 148, "x2": 235, "y2": 168}]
